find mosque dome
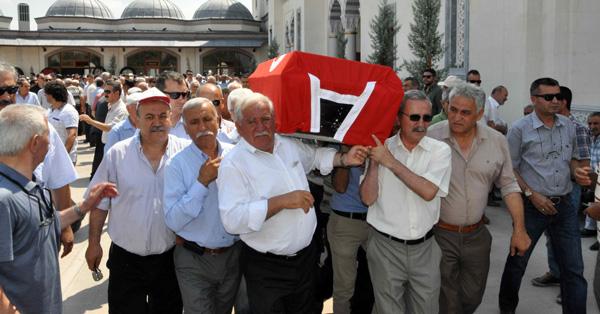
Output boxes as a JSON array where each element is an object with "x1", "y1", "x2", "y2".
[
  {"x1": 45, "y1": 0, "x2": 113, "y2": 19},
  {"x1": 121, "y1": 0, "x2": 184, "y2": 19},
  {"x1": 193, "y1": 0, "x2": 254, "y2": 20}
]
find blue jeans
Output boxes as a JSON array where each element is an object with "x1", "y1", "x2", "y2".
[
  {"x1": 499, "y1": 196, "x2": 587, "y2": 313},
  {"x1": 546, "y1": 183, "x2": 582, "y2": 278}
]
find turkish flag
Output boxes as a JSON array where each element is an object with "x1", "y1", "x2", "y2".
[{"x1": 248, "y1": 51, "x2": 404, "y2": 146}]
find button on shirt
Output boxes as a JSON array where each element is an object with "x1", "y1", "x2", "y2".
[
  {"x1": 217, "y1": 135, "x2": 337, "y2": 255},
  {"x1": 104, "y1": 118, "x2": 138, "y2": 154},
  {"x1": 366, "y1": 134, "x2": 452, "y2": 240},
  {"x1": 87, "y1": 134, "x2": 190, "y2": 256},
  {"x1": 164, "y1": 141, "x2": 236, "y2": 249},
  {"x1": 48, "y1": 103, "x2": 79, "y2": 163},
  {"x1": 428, "y1": 121, "x2": 521, "y2": 225},
  {"x1": 507, "y1": 113, "x2": 582, "y2": 196}
]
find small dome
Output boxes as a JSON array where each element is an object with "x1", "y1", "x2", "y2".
[
  {"x1": 193, "y1": 0, "x2": 254, "y2": 20},
  {"x1": 45, "y1": 0, "x2": 113, "y2": 19},
  {"x1": 121, "y1": 0, "x2": 184, "y2": 19}
]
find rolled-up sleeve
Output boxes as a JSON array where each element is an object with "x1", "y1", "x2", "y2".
[
  {"x1": 163, "y1": 159, "x2": 209, "y2": 233},
  {"x1": 507, "y1": 124, "x2": 523, "y2": 170},
  {"x1": 217, "y1": 162, "x2": 268, "y2": 235},
  {"x1": 495, "y1": 137, "x2": 522, "y2": 196},
  {"x1": 293, "y1": 139, "x2": 337, "y2": 175}
]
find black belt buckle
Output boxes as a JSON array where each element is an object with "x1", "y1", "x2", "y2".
[
  {"x1": 549, "y1": 196, "x2": 562, "y2": 206},
  {"x1": 183, "y1": 240, "x2": 205, "y2": 256}
]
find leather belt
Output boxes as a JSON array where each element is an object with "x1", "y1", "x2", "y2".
[
  {"x1": 374, "y1": 228, "x2": 434, "y2": 245},
  {"x1": 332, "y1": 209, "x2": 367, "y2": 221},
  {"x1": 544, "y1": 195, "x2": 568, "y2": 205},
  {"x1": 436, "y1": 218, "x2": 484, "y2": 233},
  {"x1": 182, "y1": 240, "x2": 232, "y2": 256}
]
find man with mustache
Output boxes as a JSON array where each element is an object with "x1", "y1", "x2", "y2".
[
  {"x1": 85, "y1": 87, "x2": 190, "y2": 313},
  {"x1": 360, "y1": 90, "x2": 452, "y2": 314},
  {"x1": 217, "y1": 92, "x2": 368, "y2": 313},
  {"x1": 164, "y1": 97, "x2": 240, "y2": 314},
  {"x1": 498, "y1": 77, "x2": 588, "y2": 314},
  {"x1": 427, "y1": 83, "x2": 530, "y2": 313}
]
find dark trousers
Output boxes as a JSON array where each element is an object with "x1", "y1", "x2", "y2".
[
  {"x1": 90, "y1": 140, "x2": 104, "y2": 179},
  {"x1": 107, "y1": 244, "x2": 182, "y2": 314},
  {"x1": 499, "y1": 196, "x2": 587, "y2": 314},
  {"x1": 241, "y1": 240, "x2": 320, "y2": 314}
]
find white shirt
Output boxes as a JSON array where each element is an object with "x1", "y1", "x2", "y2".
[
  {"x1": 217, "y1": 135, "x2": 337, "y2": 255},
  {"x1": 84, "y1": 83, "x2": 97, "y2": 105},
  {"x1": 87, "y1": 134, "x2": 191, "y2": 256},
  {"x1": 48, "y1": 104, "x2": 79, "y2": 163},
  {"x1": 484, "y1": 96, "x2": 505, "y2": 125},
  {"x1": 37, "y1": 89, "x2": 49, "y2": 109},
  {"x1": 101, "y1": 99, "x2": 128, "y2": 144},
  {"x1": 33, "y1": 124, "x2": 77, "y2": 189},
  {"x1": 15, "y1": 92, "x2": 40, "y2": 106},
  {"x1": 366, "y1": 134, "x2": 452, "y2": 240}
]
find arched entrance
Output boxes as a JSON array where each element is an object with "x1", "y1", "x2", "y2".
[
  {"x1": 201, "y1": 50, "x2": 255, "y2": 77},
  {"x1": 46, "y1": 49, "x2": 103, "y2": 76},
  {"x1": 126, "y1": 49, "x2": 178, "y2": 76}
]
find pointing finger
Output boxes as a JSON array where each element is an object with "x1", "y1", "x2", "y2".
[{"x1": 371, "y1": 134, "x2": 383, "y2": 146}]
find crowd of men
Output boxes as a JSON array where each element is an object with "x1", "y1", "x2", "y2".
[{"x1": 1, "y1": 59, "x2": 600, "y2": 314}]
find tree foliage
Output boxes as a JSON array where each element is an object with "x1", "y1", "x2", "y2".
[
  {"x1": 402, "y1": 0, "x2": 445, "y2": 79},
  {"x1": 367, "y1": 0, "x2": 401, "y2": 68},
  {"x1": 268, "y1": 39, "x2": 280, "y2": 59}
]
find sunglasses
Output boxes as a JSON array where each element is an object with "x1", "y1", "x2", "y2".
[
  {"x1": 422, "y1": 75, "x2": 433, "y2": 78},
  {"x1": 212, "y1": 99, "x2": 221, "y2": 107},
  {"x1": 0, "y1": 85, "x2": 19, "y2": 95},
  {"x1": 163, "y1": 91, "x2": 190, "y2": 100},
  {"x1": 468, "y1": 80, "x2": 482, "y2": 84},
  {"x1": 534, "y1": 93, "x2": 564, "y2": 101},
  {"x1": 104, "y1": 90, "x2": 112, "y2": 94},
  {"x1": 402, "y1": 112, "x2": 433, "y2": 122}
]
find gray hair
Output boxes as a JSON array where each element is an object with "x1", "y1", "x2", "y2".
[
  {"x1": 181, "y1": 97, "x2": 216, "y2": 124},
  {"x1": 227, "y1": 88, "x2": 253, "y2": 121},
  {"x1": 449, "y1": 83, "x2": 486, "y2": 110},
  {"x1": 399, "y1": 90, "x2": 432, "y2": 115},
  {"x1": 0, "y1": 104, "x2": 48, "y2": 156},
  {"x1": 234, "y1": 92, "x2": 274, "y2": 122},
  {"x1": 0, "y1": 61, "x2": 17, "y2": 81},
  {"x1": 227, "y1": 81, "x2": 243, "y2": 91}
]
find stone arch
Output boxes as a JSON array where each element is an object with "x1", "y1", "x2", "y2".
[
  {"x1": 328, "y1": 0, "x2": 343, "y2": 57},
  {"x1": 45, "y1": 47, "x2": 104, "y2": 76},
  {"x1": 199, "y1": 48, "x2": 256, "y2": 77},
  {"x1": 124, "y1": 48, "x2": 180, "y2": 76},
  {"x1": 341, "y1": 0, "x2": 360, "y2": 60}
]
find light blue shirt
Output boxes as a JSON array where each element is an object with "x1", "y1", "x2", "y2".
[
  {"x1": 330, "y1": 166, "x2": 368, "y2": 213},
  {"x1": 104, "y1": 118, "x2": 137, "y2": 154},
  {"x1": 164, "y1": 140, "x2": 237, "y2": 249}
]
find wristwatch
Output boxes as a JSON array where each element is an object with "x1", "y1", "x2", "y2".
[
  {"x1": 73, "y1": 203, "x2": 86, "y2": 219},
  {"x1": 523, "y1": 188, "x2": 533, "y2": 198}
]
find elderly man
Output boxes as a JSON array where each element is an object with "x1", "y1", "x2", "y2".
[
  {"x1": 157, "y1": 71, "x2": 191, "y2": 140},
  {"x1": 0, "y1": 104, "x2": 117, "y2": 314},
  {"x1": 104, "y1": 93, "x2": 139, "y2": 153},
  {"x1": 85, "y1": 88, "x2": 189, "y2": 313},
  {"x1": 360, "y1": 90, "x2": 451, "y2": 314},
  {"x1": 224, "y1": 87, "x2": 253, "y2": 144},
  {"x1": 499, "y1": 77, "x2": 588, "y2": 314},
  {"x1": 217, "y1": 92, "x2": 367, "y2": 313},
  {"x1": 45, "y1": 81, "x2": 79, "y2": 164},
  {"x1": 198, "y1": 83, "x2": 237, "y2": 142},
  {"x1": 164, "y1": 97, "x2": 240, "y2": 313},
  {"x1": 80, "y1": 80, "x2": 127, "y2": 148},
  {"x1": 431, "y1": 76, "x2": 463, "y2": 125},
  {"x1": 427, "y1": 83, "x2": 530, "y2": 313},
  {"x1": 15, "y1": 78, "x2": 40, "y2": 106},
  {"x1": 484, "y1": 85, "x2": 509, "y2": 134}
]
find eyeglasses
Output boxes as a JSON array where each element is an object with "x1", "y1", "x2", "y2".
[
  {"x1": 468, "y1": 80, "x2": 482, "y2": 84},
  {"x1": 0, "y1": 85, "x2": 19, "y2": 95},
  {"x1": 533, "y1": 93, "x2": 564, "y2": 101},
  {"x1": 211, "y1": 99, "x2": 221, "y2": 107},
  {"x1": 402, "y1": 112, "x2": 433, "y2": 122},
  {"x1": 163, "y1": 91, "x2": 190, "y2": 100},
  {"x1": 104, "y1": 90, "x2": 112, "y2": 94}
]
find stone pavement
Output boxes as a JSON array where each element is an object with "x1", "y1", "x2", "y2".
[{"x1": 61, "y1": 138, "x2": 600, "y2": 314}]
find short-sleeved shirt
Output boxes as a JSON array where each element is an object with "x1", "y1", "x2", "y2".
[
  {"x1": 591, "y1": 135, "x2": 600, "y2": 171},
  {"x1": 15, "y1": 92, "x2": 40, "y2": 106},
  {"x1": 428, "y1": 121, "x2": 521, "y2": 225},
  {"x1": 507, "y1": 112, "x2": 582, "y2": 196},
  {"x1": 366, "y1": 134, "x2": 452, "y2": 240},
  {"x1": 0, "y1": 163, "x2": 62, "y2": 314},
  {"x1": 33, "y1": 124, "x2": 78, "y2": 190},
  {"x1": 48, "y1": 103, "x2": 79, "y2": 163},
  {"x1": 569, "y1": 115, "x2": 591, "y2": 161},
  {"x1": 104, "y1": 118, "x2": 138, "y2": 154},
  {"x1": 330, "y1": 166, "x2": 368, "y2": 213},
  {"x1": 101, "y1": 99, "x2": 128, "y2": 144}
]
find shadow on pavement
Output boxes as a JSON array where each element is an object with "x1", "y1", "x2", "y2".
[{"x1": 63, "y1": 280, "x2": 108, "y2": 314}]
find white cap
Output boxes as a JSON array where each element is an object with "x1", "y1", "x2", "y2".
[
  {"x1": 438, "y1": 75, "x2": 462, "y2": 88},
  {"x1": 136, "y1": 87, "x2": 170, "y2": 109}
]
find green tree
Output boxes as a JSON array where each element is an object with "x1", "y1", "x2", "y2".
[
  {"x1": 108, "y1": 55, "x2": 117, "y2": 75},
  {"x1": 268, "y1": 39, "x2": 280, "y2": 59},
  {"x1": 367, "y1": 0, "x2": 401, "y2": 68},
  {"x1": 336, "y1": 27, "x2": 348, "y2": 59},
  {"x1": 402, "y1": 0, "x2": 445, "y2": 80}
]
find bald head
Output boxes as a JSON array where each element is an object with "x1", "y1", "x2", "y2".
[{"x1": 197, "y1": 83, "x2": 222, "y2": 100}]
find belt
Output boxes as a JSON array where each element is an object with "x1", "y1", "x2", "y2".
[
  {"x1": 182, "y1": 240, "x2": 232, "y2": 256},
  {"x1": 374, "y1": 228, "x2": 434, "y2": 245},
  {"x1": 250, "y1": 242, "x2": 312, "y2": 261},
  {"x1": 436, "y1": 218, "x2": 484, "y2": 233},
  {"x1": 544, "y1": 195, "x2": 568, "y2": 205},
  {"x1": 332, "y1": 209, "x2": 367, "y2": 221}
]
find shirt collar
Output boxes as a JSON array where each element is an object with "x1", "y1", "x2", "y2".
[
  {"x1": 531, "y1": 111, "x2": 564, "y2": 129},
  {"x1": 239, "y1": 134, "x2": 280, "y2": 154},
  {"x1": 190, "y1": 139, "x2": 224, "y2": 159},
  {"x1": 392, "y1": 133, "x2": 432, "y2": 152},
  {"x1": 0, "y1": 163, "x2": 38, "y2": 192}
]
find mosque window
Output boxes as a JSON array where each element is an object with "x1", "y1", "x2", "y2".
[
  {"x1": 18, "y1": 3, "x2": 29, "y2": 22},
  {"x1": 126, "y1": 50, "x2": 178, "y2": 76}
]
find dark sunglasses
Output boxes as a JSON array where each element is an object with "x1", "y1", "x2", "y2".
[
  {"x1": 163, "y1": 91, "x2": 190, "y2": 100},
  {"x1": 402, "y1": 112, "x2": 433, "y2": 122},
  {"x1": 468, "y1": 80, "x2": 482, "y2": 84},
  {"x1": 212, "y1": 99, "x2": 221, "y2": 106},
  {"x1": 534, "y1": 93, "x2": 564, "y2": 101},
  {"x1": 0, "y1": 85, "x2": 19, "y2": 95},
  {"x1": 104, "y1": 90, "x2": 112, "y2": 94}
]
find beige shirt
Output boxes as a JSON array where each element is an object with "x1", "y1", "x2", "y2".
[
  {"x1": 366, "y1": 134, "x2": 452, "y2": 240},
  {"x1": 428, "y1": 121, "x2": 521, "y2": 226}
]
